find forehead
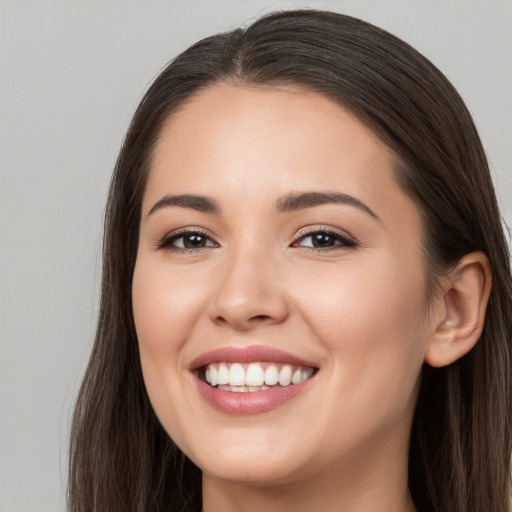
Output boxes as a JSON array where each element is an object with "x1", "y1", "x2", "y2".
[
  {"x1": 149, "y1": 85, "x2": 390, "y2": 192},
  {"x1": 145, "y1": 84, "x2": 420, "y2": 232}
]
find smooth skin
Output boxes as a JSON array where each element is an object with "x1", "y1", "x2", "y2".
[{"x1": 132, "y1": 84, "x2": 491, "y2": 512}]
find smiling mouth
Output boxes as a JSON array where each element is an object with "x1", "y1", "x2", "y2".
[
  {"x1": 191, "y1": 346, "x2": 319, "y2": 413},
  {"x1": 201, "y1": 362, "x2": 316, "y2": 392}
]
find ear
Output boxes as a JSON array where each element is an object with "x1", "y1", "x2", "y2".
[{"x1": 425, "y1": 251, "x2": 492, "y2": 368}]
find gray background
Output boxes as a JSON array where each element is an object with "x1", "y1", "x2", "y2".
[{"x1": 1, "y1": 1, "x2": 510, "y2": 511}]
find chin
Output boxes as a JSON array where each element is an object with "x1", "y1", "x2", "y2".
[
  {"x1": 183, "y1": 430, "x2": 315, "y2": 486},
  {"x1": 198, "y1": 455, "x2": 308, "y2": 486}
]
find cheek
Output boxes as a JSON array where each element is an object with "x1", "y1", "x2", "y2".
[
  {"x1": 295, "y1": 255, "x2": 428, "y2": 416},
  {"x1": 132, "y1": 258, "x2": 206, "y2": 362},
  {"x1": 298, "y1": 254, "x2": 427, "y2": 339},
  {"x1": 131, "y1": 257, "x2": 209, "y2": 445}
]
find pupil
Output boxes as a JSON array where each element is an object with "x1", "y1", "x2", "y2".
[
  {"x1": 312, "y1": 233, "x2": 334, "y2": 247},
  {"x1": 184, "y1": 234, "x2": 205, "y2": 248}
]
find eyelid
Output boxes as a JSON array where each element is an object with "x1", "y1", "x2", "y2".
[
  {"x1": 155, "y1": 226, "x2": 219, "y2": 251},
  {"x1": 291, "y1": 225, "x2": 358, "y2": 250},
  {"x1": 154, "y1": 225, "x2": 357, "y2": 252}
]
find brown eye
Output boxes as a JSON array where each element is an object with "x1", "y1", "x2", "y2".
[
  {"x1": 294, "y1": 230, "x2": 357, "y2": 250},
  {"x1": 180, "y1": 233, "x2": 209, "y2": 248},
  {"x1": 309, "y1": 232, "x2": 337, "y2": 248},
  {"x1": 158, "y1": 230, "x2": 218, "y2": 251}
]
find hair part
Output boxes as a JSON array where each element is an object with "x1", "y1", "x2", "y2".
[{"x1": 69, "y1": 10, "x2": 512, "y2": 512}]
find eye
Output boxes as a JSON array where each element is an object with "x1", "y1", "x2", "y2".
[
  {"x1": 157, "y1": 229, "x2": 218, "y2": 251},
  {"x1": 292, "y1": 228, "x2": 357, "y2": 250}
]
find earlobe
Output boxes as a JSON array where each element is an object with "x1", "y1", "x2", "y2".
[{"x1": 425, "y1": 251, "x2": 492, "y2": 368}]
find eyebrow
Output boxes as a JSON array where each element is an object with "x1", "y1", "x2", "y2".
[
  {"x1": 147, "y1": 191, "x2": 379, "y2": 221},
  {"x1": 148, "y1": 194, "x2": 220, "y2": 216},
  {"x1": 275, "y1": 191, "x2": 379, "y2": 220}
]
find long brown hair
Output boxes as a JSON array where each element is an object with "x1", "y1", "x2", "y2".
[{"x1": 68, "y1": 10, "x2": 512, "y2": 512}]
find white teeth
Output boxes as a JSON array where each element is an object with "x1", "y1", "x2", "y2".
[
  {"x1": 246, "y1": 363, "x2": 265, "y2": 386},
  {"x1": 292, "y1": 368, "x2": 302, "y2": 384},
  {"x1": 218, "y1": 385, "x2": 270, "y2": 392},
  {"x1": 217, "y1": 363, "x2": 229, "y2": 385},
  {"x1": 264, "y1": 365, "x2": 279, "y2": 385},
  {"x1": 278, "y1": 365, "x2": 292, "y2": 386},
  {"x1": 210, "y1": 366, "x2": 218, "y2": 386},
  {"x1": 204, "y1": 362, "x2": 315, "y2": 389},
  {"x1": 229, "y1": 363, "x2": 246, "y2": 386}
]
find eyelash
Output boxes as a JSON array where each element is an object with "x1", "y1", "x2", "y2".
[
  {"x1": 156, "y1": 227, "x2": 358, "y2": 253},
  {"x1": 156, "y1": 228, "x2": 217, "y2": 252},
  {"x1": 292, "y1": 227, "x2": 357, "y2": 251}
]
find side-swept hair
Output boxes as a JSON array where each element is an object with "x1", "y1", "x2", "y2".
[{"x1": 69, "y1": 10, "x2": 512, "y2": 512}]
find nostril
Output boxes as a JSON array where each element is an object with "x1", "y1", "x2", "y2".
[
  {"x1": 214, "y1": 314, "x2": 272, "y2": 328},
  {"x1": 250, "y1": 315, "x2": 272, "y2": 322}
]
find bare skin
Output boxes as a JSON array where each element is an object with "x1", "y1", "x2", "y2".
[{"x1": 132, "y1": 84, "x2": 490, "y2": 512}]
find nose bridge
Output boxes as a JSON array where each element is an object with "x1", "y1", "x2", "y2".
[{"x1": 210, "y1": 238, "x2": 288, "y2": 330}]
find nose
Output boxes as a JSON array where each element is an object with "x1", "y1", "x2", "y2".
[{"x1": 208, "y1": 249, "x2": 289, "y2": 332}]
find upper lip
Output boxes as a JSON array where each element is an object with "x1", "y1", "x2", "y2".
[{"x1": 189, "y1": 345, "x2": 319, "y2": 371}]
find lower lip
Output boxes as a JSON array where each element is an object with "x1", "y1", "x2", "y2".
[{"x1": 194, "y1": 375, "x2": 314, "y2": 415}]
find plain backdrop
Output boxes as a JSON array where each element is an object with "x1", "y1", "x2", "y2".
[{"x1": 0, "y1": 1, "x2": 511, "y2": 511}]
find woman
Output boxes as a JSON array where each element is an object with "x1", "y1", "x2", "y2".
[{"x1": 68, "y1": 9, "x2": 512, "y2": 512}]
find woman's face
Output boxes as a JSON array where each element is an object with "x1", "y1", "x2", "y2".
[{"x1": 132, "y1": 85, "x2": 434, "y2": 487}]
